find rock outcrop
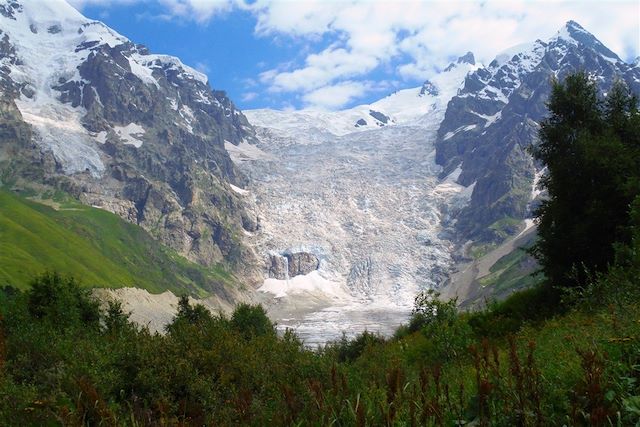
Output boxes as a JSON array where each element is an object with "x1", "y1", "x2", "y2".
[{"x1": 267, "y1": 251, "x2": 320, "y2": 280}]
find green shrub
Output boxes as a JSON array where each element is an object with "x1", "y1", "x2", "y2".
[
  {"x1": 331, "y1": 330, "x2": 386, "y2": 363},
  {"x1": 406, "y1": 290, "x2": 473, "y2": 364},
  {"x1": 468, "y1": 284, "x2": 559, "y2": 338},
  {"x1": 27, "y1": 271, "x2": 100, "y2": 328},
  {"x1": 409, "y1": 289, "x2": 458, "y2": 332},
  {"x1": 230, "y1": 303, "x2": 275, "y2": 340}
]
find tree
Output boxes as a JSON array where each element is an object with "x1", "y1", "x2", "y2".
[
  {"x1": 166, "y1": 294, "x2": 213, "y2": 333},
  {"x1": 103, "y1": 300, "x2": 132, "y2": 334},
  {"x1": 531, "y1": 73, "x2": 640, "y2": 288},
  {"x1": 230, "y1": 303, "x2": 274, "y2": 340},
  {"x1": 27, "y1": 271, "x2": 100, "y2": 328}
]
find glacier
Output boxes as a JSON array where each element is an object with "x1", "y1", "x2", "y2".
[{"x1": 241, "y1": 60, "x2": 477, "y2": 346}]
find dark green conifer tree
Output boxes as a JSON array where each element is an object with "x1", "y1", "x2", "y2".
[{"x1": 531, "y1": 73, "x2": 640, "y2": 288}]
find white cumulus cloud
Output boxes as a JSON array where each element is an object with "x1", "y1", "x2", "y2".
[
  {"x1": 250, "y1": 0, "x2": 639, "y2": 109},
  {"x1": 302, "y1": 80, "x2": 372, "y2": 110}
]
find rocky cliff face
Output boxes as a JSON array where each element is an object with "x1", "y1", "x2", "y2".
[
  {"x1": 436, "y1": 21, "x2": 640, "y2": 242},
  {"x1": 267, "y1": 252, "x2": 320, "y2": 280},
  {"x1": 0, "y1": 0, "x2": 260, "y2": 289}
]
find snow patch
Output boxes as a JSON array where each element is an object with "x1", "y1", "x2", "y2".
[
  {"x1": 19, "y1": 106, "x2": 105, "y2": 177},
  {"x1": 94, "y1": 130, "x2": 107, "y2": 144},
  {"x1": 259, "y1": 271, "x2": 347, "y2": 299},
  {"x1": 477, "y1": 111, "x2": 502, "y2": 127},
  {"x1": 229, "y1": 183, "x2": 248, "y2": 195},
  {"x1": 113, "y1": 123, "x2": 145, "y2": 147},
  {"x1": 443, "y1": 124, "x2": 477, "y2": 141},
  {"x1": 128, "y1": 53, "x2": 159, "y2": 88},
  {"x1": 179, "y1": 105, "x2": 195, "y2": 133},
  {"x1": 531, "y1": 167, "x2": 546, "y2": 200},
  {"x1": 493, "y1": 41, "x2": 537, "y2": 67},
  {"x1": 224, "y1": 141, "x2": 273, "y2": 163}
]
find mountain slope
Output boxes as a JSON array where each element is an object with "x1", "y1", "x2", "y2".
[
  {"x1": 436, "y1": 21, "x2": 640, "y2": 243},
  {"x1": 0, "y1": 0, "x2": 260, "y2": 286},
  {"x1": 0, "y1": 189, "x2": 236, "y2": 296}
]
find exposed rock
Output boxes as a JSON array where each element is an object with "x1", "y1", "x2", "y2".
[
  {"x1": 0, "y1": 1, "x2": 20, "y2": 20},
  {"x1": 444, "y1": 52, "x2": 476, "y2": 72},
  {"x1": 267, "y1": 251, "x2": 320, "y2": 279},
  {"x1": 457, "y1": 51, "x2": 476, "y2": 65},
  {"x1": 47, "y1": 24, "x2": 61, "y2": 34},
  {"x1": 286, "y1": 252, "x2": 319, "y2": 277},
  {"x1": 369, "y1": 109, "x2": 390, "y2": 124},
  {"x1": 419, "y1": 80, "x2": 439, "y2": 97},
  {"x1": 267, "y1": 253, "x2": 288, "y2": 280}
]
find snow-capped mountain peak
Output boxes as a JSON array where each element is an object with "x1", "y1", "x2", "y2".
[
  {"x1": 435, "y1": 19, "x2": 640, "y2": 244},
  {"x1": 552, "y1": 20, "x2": 620, "y2": 61},
  {"x1": 0, "y1": 0, "x2": 221, "y2": 176}
]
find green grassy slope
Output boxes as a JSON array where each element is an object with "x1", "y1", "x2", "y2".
[
  {"x1": 0, "y1": 189, "x2": 235, "y2": 296},
  {"x1": 478, "y1": 235, "x2": 539, "y2": 297}
]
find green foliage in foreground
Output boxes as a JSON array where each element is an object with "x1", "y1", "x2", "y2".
[
  {"x1": 0, "y1": 189, "x2": 234, "y2": 296},
  {"x1": 1, "y1": 267, "x2": 639, "y2": 426}
]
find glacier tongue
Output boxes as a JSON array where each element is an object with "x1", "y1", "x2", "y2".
[{"x1": 241, "y1": 76, "x2": 474, "y2": 346}]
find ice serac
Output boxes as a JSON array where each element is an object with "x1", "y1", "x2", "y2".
[
  {"x1": 0, "y1": 0, "x2": 261, "y2": 289},
  {"x1": 435, "y1": 21, "x2": 640, "y2": 243}
]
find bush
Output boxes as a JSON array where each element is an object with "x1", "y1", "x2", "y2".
[
  {"x1": 230, "y1": 303, "x2": 275, "y2": 340},
  {"x1": 26, "y1": 272, "x2": 100, "y2": 328},
  {"x1": 332, "y1": 330, "x2": 386, "y2": 363},
  {"x1": 408, "y1": 289, "x2": 458, "y2": 333},
  {"x1": 407, "y1": 290, "x2": 473, "y2": 364},
  {"x1": 468, "y1": 284, "x2": 559, "y2": 338}
]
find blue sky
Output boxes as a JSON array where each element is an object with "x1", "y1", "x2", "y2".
[{"x1": 71, "y1": 0, "x2": 640, "y2": 111}]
